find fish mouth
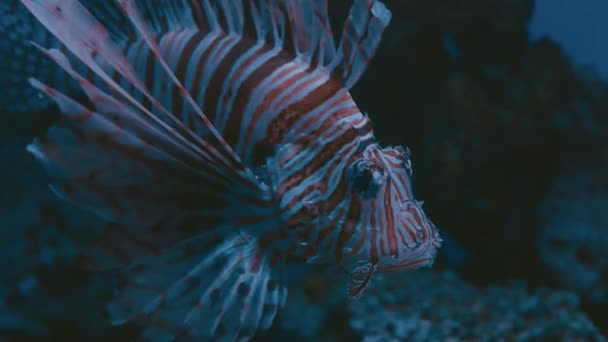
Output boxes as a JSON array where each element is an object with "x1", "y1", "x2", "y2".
[
  {"x1": 376, "y1": 237, "x2": 440, "y2": 273},
  {"x1": 377, "y1": 257, "x2": 433, "y2": 273}
]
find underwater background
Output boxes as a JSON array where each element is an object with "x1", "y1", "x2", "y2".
[{"x1": 1, "y1": 0, "x2": 607, "y2": 340}]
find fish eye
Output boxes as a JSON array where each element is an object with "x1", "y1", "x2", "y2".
[{"x1": 347, "y1": 158, "x2": 386, "y2": 200}]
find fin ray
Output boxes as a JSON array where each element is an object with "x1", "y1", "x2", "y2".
[
  {"x1": 116, "y1": 0, "x2": 246, "y2": 168},
  {"x1": 20, "y1": 0, "x2": 249, "y2": 174},
  {"x1": 108, "y1": 234, "x2": 288, "y2": 341},
  {"x1": 27, "y1": 77, "x2": 274, "y2": 238},
  {"x1": 332, "y1": 0, "x2": 392, "y2": 89}
]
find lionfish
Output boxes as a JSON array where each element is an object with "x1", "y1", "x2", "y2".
[{"x1": 5, "y1": 0, "x2": 442, "y2": 340}]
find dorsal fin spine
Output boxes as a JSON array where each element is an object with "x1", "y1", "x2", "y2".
[
  {"x1": 331, "y1": 0, "x2": 392, "y2": 89},
  {"x1": 80, "y1": 0, "x2": 389, "y2": 89},
  {"x1": 117, "y1": 0, "x2": 247, "y2": 169}
]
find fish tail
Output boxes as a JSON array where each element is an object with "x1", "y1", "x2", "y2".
[{"x1": 0, "y1": 1, "x2": 59, "y2": 112}]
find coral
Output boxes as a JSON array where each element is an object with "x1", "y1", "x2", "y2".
[{"x1": 349, "y1": 270, "x2": 606, "y2": 341}]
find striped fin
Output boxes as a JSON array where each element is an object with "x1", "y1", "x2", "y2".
[
  {"x1": 26, "y1": 46, "x2": 286, "y2": 342},
  {"x1": 151, "y1": 0, "x2": 337, "y2": 66},
  {"x1": 61, "y1": 0, "x2": 339, "y2": 65},
  {"x1": 109, "y1": 233, "x2": 287, "y2": 341},
  {"x1": 60, "y1": 0, "x2": 335, "y2": 61},
  {"x1": 115, "y1": 0, "x2": 247, "y2": 167},
  {"x1": 256, "y1": 0, "x2": 337, "y2": 66},
  {"x1": 25, "y1": 73, "x2": 262, "y2": 228},
  {"x1": 27, "y1": 43, "x2": 279, "y2": 232},
  {"x1": 78, "y1": 0, "x2": 190, "y2": 45},
  {"x1": 20, "y1": 0, "x2": 250, "y2": 172},
  {"x1": 332, "y1": 0, "x2": 392, "y2": 89},
  {"x1": 148, "y1": 0, "x2": 392, "y2": 85}
]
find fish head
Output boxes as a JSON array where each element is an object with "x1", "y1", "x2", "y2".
[{"x1": 345, "y1": 144, "x2": 442, "y2": 274}]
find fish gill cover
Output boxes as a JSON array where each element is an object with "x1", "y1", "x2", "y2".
[{"x1": 0, "y1": 0, "x2": 607, "y2": 341}]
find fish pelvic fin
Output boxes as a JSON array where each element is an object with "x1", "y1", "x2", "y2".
[
  {"x1": 108, "y1": 233, "x2": 288, "y2": 341},
  {"x1": 347, "y1": 261, "x2": 377, "y2": 300}
]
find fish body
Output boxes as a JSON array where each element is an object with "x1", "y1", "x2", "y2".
[{"x1": 5, "y1": 0, "x2": 442, "y2": 340}]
